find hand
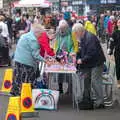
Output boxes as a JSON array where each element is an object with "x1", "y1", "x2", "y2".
[
  {"x1": 110, "y1": 55, "x2": 115, "y2": 62},
  {"x1": 77, "y1": 59, "x2": 82, "y2": 64},
  {"x1": 107, "y1": 49, "x2": 112, "y2": 55},
  {"x1": 45, "y1": 60, "x2": 52, "y2": 67},
  {"x1": 48, "y1": 34, "x2": 55, "y2": 40},
  {"x1": 69, "y1": 52, "x2": 76, "y2": 56}
]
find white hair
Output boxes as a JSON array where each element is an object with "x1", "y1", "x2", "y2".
[
  {"x1": 110, "y1": 16, "x2": 115, "y2": 20},
  {"x1": 84, "y1": 17, "x2": 88, "y2": 21},
  {"x1": 58, "y1": 19, "x2": 68, "y2": 28},
  {"x1": 31, "y1": 23, "x2": 45, "y2": 34},
  {"x1": 72, "y1": 23, "x2": 85, "y2": 33}
]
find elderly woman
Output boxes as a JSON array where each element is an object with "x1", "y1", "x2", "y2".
[
  {"x1": 54, "y1": 20, "x2": 74, "y2": 93},
  {"x1": 10, "y1": 23, "x2": 47, "y2": 96}
]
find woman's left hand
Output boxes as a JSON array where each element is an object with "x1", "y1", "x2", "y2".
[{"x1": 69, "y1": 52, "x2": 76, "y2": 56}]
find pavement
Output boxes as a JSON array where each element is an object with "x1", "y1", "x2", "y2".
[{"x1": 0, "y1": 44, "x2": 120, "y2": 120}]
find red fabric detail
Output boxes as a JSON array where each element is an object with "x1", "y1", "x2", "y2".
[
  {"x1": 107, "y1": 20, "x2": 116, "y2": 36},
  {"x1": 38, "y1": 32, "x2": 55, "y2": 57}
]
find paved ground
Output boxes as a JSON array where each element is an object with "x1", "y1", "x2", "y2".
[
  {"x1": 0, "y1": 44, "x2": 120, "y2": 120},
  {"x1": 1, "y1": 66, "x2": 120, "y2": 120}
]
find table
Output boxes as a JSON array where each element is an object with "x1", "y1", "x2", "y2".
[{"x1": 45, "y1": 64, "x2": 78, "y2": 109}]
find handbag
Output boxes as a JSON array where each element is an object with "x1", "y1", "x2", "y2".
[{"x1": 32, "y1": 89, "x2": 59, "y2": 110}]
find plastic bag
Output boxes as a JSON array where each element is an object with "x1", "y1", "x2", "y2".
[{"x1": 32, "y1": 89, "x2": 59, "y2": 110}]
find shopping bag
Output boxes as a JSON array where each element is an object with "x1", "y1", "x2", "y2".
[
  {"x1": 32, "y1": 89, "x2": 59, "y2": 110},
  {"x1": 36, "y1": 62, "x2": 48, "y2": 89},
  {"x1": 36, "y1": 74, "x2": 48, "y2": 89}
]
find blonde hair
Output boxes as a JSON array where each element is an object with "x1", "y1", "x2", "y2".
[
  {"x1": 31, "y1": 23, "x2": 45, "y2": 34},
  {"x1": 72, "y1": 23, "x2": 85, "y2": 33}
]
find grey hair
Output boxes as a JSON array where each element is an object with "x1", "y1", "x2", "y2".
[
  {"x1": 110, "y1": 16, "x2": 115, "y2": 20},
  {"x1": 31, "y1": 23, "x2": 45, "y2": 34},
  {"x1": 72, "y1": 23, "x2": 85, "y2": 33},
  {"x1": 58, "y1": 19, "x2": 68, "y2": 28}
]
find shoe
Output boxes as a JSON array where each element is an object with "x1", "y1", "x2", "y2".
[
  {"x1": 95, "y1": 104, "x2": 105, "y2": 109},
  {"x1": 78, "y1": 101, "x2": 94, "y2": 110}
]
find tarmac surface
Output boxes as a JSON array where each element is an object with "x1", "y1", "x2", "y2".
[{"x1": 0, "y1": 44, "x2": 120, "y2": 120}]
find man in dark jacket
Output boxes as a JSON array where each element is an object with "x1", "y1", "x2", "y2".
[{"x1": 72, "y1": 23, "x2": 106, "y2": 109}]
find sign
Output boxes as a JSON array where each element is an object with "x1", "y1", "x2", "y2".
[
  {"x1": 4, "y1": 80, "x2": 11, "y2": 89},
  {"x1": 61, "y1": 2, "x2": 68, "y2": 6},
  {"x1": 86, "y1": 0, "x2": 100, "y2": 4},
  {"x1": 23, "y1": 97, "x2": 32, "y2": 109},
  {"x1": 0, "y1": 0, "x2": 3, "y2": 9},
  {"x1": 7, "y1": 114, "x2": 17, "y2": 120},
  {"x1": 72, "y1": 1, "x2": 83, "y2": 5},
  {"x1": 101, "y1": 0, "x2": 116, "y2": 4}
]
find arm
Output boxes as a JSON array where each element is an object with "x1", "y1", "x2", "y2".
[
  {"x1": 3, "y1": 23, "x2": 9, "y2": 38},
  {"x1": 38, "y1": 32, "x2": 55, "y2": 56},
  {"x1": 108, "y1": 32, "x2": 116, "y2": 55},
  {"x1": 27, "y1": 36, "x2": 45, "y2": 62},
  {"x1": 72, "y1": 32, "x2": 79, "y2": 53}
]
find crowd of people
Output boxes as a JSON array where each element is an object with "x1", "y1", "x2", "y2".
[{"x1": 0, "y1": 9, "x2": 120, "y2": 110}]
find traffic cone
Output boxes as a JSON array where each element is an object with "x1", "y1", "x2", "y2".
[
  {"x1": 0, "y1": 69, "x2": 13, "y2": 95},
  {"x1": 5, "y1": 96, "x2": 21, "y2": 120},
  {"x1": 21, "y1": 83, "x2": 39, "y2": 118}
]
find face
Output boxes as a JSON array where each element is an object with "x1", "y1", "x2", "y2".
[
  {"x1": 117, "y1": 20, "x2": 120, "y2": 28},
  {"x1": 60, "y1": 24, "x2": 67, "y2": 32},
  {"x1": 16, "y1": 13, "x2": 20, "y2": 17},
  {"x1": 75, "y1": 31, "x2": 83, "y2": 41}
]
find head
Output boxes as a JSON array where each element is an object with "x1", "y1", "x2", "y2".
[
  {"x1": 117, "y1": 19, "x2": 120, "y2": 29},
  {"x1": 26, "y1": 14, "x2": 29, "y2": 19},
  {"x1": 100, "y1": 14, "x2": 104, "y2": 18},
  {"x1": 16, "y1": 13, "x2": 20, "y2": 17},
  {"x1": 31, "y1": 23, "x2": 45, "y2": 38},
  {"x1": 58, "y1": 19, "x2": 69, "y2": 32},
  {"x1": 84, "y1": 17, "x2": 88, "y2": 22},
  {"x1": 21, "y1": 14, "x2": 26, "y2": 21},
  {"x1": 110, "y1": 15, "x2": 115, "y2": 22},
  {"x1": 106, "y1": 11, "x2": 111, "y2": 16},
  {"x1": 72, "y1": 23, "x2": 85, "y2": 40}
]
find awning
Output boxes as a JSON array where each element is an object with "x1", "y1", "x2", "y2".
[{"x1": 12, "y1": 0, "x2": 52, "y2": 8}]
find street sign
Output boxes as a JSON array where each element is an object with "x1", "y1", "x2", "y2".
[
  {"x1": 23, "y1": 97, "x2": 32, "y2": 109},
  {"x1": 7, "y1": 114, "x2": 17, "y2": 120},
  {"x1": 4, "y1": 80, "x2": 12, "y2": 89}
]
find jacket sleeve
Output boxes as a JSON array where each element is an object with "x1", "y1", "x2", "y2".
[
  {"x1": 27, "y1": 37, "x2": 45, "y2": 62},
  {"x1": 72, "y1": 32, "x2": 78, "y2": 53},
  {"x1": 81, "y1": 36, "x2": 98, "y2": 63},
  {"x1": 38, "y1": 32, "x2": 55, "y2": 56}
]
